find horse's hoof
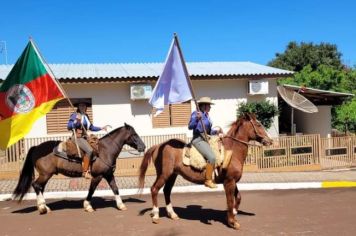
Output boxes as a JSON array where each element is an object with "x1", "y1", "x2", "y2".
[
  {"x1": 152, "y1": 217, "x2": 160, "y2": 224},
  {"x1": 83, "y1": 200, "x2": 94, "y2": 212},
  {"x1": 84, "y1": 204, "x2": 95, "y2": 212},
  {"x1": 38, "y1": 204, "x2": 48, "y2": 214},
  {"x1": 45, "y1": 205, "x2": 52, "y2": 213},
  {"x1": 168, "y1": 213, "x2": 180, "y2": 220},
  {"x1": 229, "y1": 221, "x2": 240, "y2": 230},
  {"x1": 85, "y1": 207, "x2": 95, "y2": 213},
  {"x1": 118, "y1": 204, "x2": 127, "y2": 211}
]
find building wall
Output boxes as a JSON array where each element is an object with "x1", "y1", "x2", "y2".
[
  {"x1": 294, "y1": 105, "x2": 331, "y2": 137},
  {"x1": 26, "y1": 78, "x2": 280, "y2": 138}
]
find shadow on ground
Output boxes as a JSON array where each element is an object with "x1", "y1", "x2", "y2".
[
  {"x1": 139, "y1": 204, "x2": 255, "y2": 227},
  {"x1": 11, "y1": 197, "x2": 146, "y2": 213}
]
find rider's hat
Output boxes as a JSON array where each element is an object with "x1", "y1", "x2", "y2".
[
  {"x1": 72, "y1": 98, "x2": 91, "y2": 107},
  {"x1": 197, "y1": 97, "x2": 214, "y2": 105}
]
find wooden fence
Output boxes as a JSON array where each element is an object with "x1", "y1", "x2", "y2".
[
  {"x1": 1, "y1": 134, "x2": 355, "y2": 178},
  {"x1": 320, "y1": 136, "x2": 356, "y2": 169}
]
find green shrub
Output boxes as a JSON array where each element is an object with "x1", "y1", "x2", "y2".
[{"x1": 237, "y1": 101, "x2": 279, "y2": 129}]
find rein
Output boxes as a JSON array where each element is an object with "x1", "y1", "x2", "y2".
[
  {"x1": 223, "y1": 135, "x2": 261, "y2": 147},
  {"x1": 223, "y1": 120, "x2": 263, "y2": 147}
]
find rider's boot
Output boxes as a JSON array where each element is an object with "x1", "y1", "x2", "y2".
[
  {"x1": 82, "y1": 154, "x2": 92, "y2": 179},
  {"x1": 204, "y1": 163, "x2": 217, "y2": 188}
]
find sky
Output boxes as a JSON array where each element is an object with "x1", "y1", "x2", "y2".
[{"x1": 1, "y1": 0, "x2": 356, "y2": 66}]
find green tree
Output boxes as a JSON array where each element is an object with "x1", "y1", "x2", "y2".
[
  {"x1": 268, "y1": 42, "x2": 343, "y2": 72},
  {"x1": 236, "y1": 101, "x2": 278, "y2": 129},
  {"x1": 334, "y1": 98, "x2": 356, "y2": 132},
  {"x1": 281, "y1": 64, "x2": 349, "y2": 91}
]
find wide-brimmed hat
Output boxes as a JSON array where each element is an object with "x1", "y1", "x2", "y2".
[
  {"x1": 72, "y1": 98, "x2": 91, "y2": 107},
  {"x1": 197, "y1": 97, "x2": 214, "y2": 105}
]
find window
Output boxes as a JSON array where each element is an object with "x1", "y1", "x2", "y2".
[
  {"x1": 46, "y1": 98, "x2": 93, "y2": 134},
  {"x1": 152, "y1": 101, "x2": 191, "y2": 128}
]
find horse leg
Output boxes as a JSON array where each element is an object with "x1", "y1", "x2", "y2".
[
  {"x1": 32, "y1": 174, "x2": 52, "y2": 214},
  {"x1": 233, "y1": 185, "x2": 241, "y2": 217},
  {"x1": 83, "y1": 175, "x2": 103, "y2": 212},
  {"x1": 163, "y1": 174, "x2": 179, "y2": 220},
  {"x1": 224, "y1": 180, "x2": 240, "y2": 230},
  {"x1": 150, "y1": 176, "x2": 167, "y2": 224},
  {"x1": 104, "y1": 174, "x2": 127, "y2": 211}
]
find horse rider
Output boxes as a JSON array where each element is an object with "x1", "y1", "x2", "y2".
[
  {"x1": 188, "y1": 97, "x2": 224, "y2": 188},
  {"x1": 67, "y1": 100, "x2": 108, "y2": 178}
]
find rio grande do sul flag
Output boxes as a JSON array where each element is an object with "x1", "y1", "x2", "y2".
[{"x1": 0, "y1": 40, "x2": 64, "y2": 149}]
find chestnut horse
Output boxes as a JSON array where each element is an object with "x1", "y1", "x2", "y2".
[
  {"x1": 13, "y1": 123, "x2": 146, "y2": 214},
  {"x1": 139, "y1": 114, "x2": 272, "y2": 229}
]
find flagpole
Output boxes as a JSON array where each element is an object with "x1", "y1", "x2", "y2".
[
  {"x1": 30, "y1": 38, "x2": 82, "y2": 157},
  {"x1": 173, "y1": 33, "x2": 209, "y2": 141},
  {"x1": 29, "y1": 38, "x2": 75, "y2": 110}
]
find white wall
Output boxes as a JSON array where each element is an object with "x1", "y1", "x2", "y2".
[
  {"x1": 25, "y1": 78, "x2": 280, "y2": 138},
  {"x1": 294, "y1": 105, "x2": 332, "y2": 137}
]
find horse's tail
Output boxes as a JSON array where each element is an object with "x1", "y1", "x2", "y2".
[
  {"x1": 138, "y1": 144, "x2": 158, "y2": 190},
  {"x1": 13, "y1": 146, "x2": 36, "y2": 202}
]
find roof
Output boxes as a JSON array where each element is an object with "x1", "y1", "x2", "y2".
[
  {"x1": 0, "y1": 61, "x2": 293, "y2": 82},
  {"x1": 281, "y1": 84, "x2": 354, "y2": 105}
]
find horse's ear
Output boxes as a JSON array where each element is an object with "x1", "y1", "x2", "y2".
[
  {"x1": 124, "y1": 123, "x2": 133, "y2": 130},
  {"x1": 244, "y1": 113, "x2": 251, "y2": 120}
]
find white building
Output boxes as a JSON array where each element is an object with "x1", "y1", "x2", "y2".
[{"x1": 1, "y1": 61, "x2": 293, "y2": 138}]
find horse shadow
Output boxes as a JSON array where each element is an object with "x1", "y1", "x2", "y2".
[
  {"x1": 139, "y1": 205, "x2": 255, "y2": 226},
  {"x1": 12, "y1": 197, "x2": 146, "y2": 214}
]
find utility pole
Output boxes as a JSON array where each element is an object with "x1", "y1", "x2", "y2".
[{"x1": 0, "y1": 41, "x2": 8, "y2": 64}]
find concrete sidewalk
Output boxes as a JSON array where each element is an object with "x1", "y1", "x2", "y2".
[{"x1": 1, "y1": 169, "x2": 356, "y2": 201}]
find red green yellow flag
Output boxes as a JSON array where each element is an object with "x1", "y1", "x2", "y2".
[{"x1": 0, "y1": 40, "x2": 65, "y2": 150}]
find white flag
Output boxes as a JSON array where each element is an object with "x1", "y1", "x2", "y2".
[{"x1": 149, "y1": 36, "x2": 193, "y2": 116}]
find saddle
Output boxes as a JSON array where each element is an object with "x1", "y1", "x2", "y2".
[
  {"x1": 182, "y1": 135, "x2": 232, "y2": 170},
  {"x1": 53, "y1": 134, "x2": 99, "y2": 159}
]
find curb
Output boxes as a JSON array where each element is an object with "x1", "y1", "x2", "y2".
[{"x1": 1, "y1": 181, "x2": 355, "y2": 202}]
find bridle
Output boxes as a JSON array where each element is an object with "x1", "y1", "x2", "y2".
[
  {"x1": 223, "y1": 119, "x2": 264, "y2": 147},
  {"x1": 96, "y1": 127, "x2": 142, "y2": 169}
]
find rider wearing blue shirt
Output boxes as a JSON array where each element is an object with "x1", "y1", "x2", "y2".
[
  {"x1": 67, "y1": 100, "x2": 108, "y2": 178},
  {"x1": 188, "y1": 97, "x2": 223, "y2": 188}
]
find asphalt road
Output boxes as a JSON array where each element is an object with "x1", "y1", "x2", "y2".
[{"x1": 1, "y1": 188, "x2": 356, "y2": 236}]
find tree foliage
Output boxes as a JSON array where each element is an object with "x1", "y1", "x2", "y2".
[
  {"x1": 236, "y1": 101, "x2": 279, "y2": 129},
  {"x1": 334, "y1": 98, "x2": 356, "y2": 132},
  {"x1": 268, "y1": 42, "x2": 343, "y2": 72},
  {"x1": 280, "y1": 64, "x2": 350, "y2": 91}
]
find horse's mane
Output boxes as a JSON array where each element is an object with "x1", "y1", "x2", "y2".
[
  {"x1": 100, "y1": 124, "x2": 134, "y2": 140},
  {"x1": 226, "y1": 113, "x2": 256, "y2": 137}
]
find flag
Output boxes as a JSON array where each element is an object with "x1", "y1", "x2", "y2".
[
  {"x1": 149, "y1": 35, "x2": 192, "y2": 116},
  {"x1": 0, "y1": 40, "x2": 64, "y2": 149}
]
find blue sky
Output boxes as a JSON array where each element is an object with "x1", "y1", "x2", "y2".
[{"x1": 1, "y1": 0, "x2": 355, "y2": 66}]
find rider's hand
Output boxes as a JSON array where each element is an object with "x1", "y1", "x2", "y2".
[
  {"x1": 75, "y1": 113, "x2": 82, "y2": 123},
  {"x1": 218, "y1": 133, "x2": 225, "y2": 138},
  {"x1": 101, "y1": 125, "x2": 111, "y2": 132},
  {"x1": 196, "y1": 112, "x2": 202, "y2": 120}
]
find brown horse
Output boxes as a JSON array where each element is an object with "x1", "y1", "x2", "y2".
[
  {"x1": 139, "y1": 113, "x2": 272, "y2": 229},
  {"x1": 13, "y1": 123, "x2": 146, "y2": 214}
]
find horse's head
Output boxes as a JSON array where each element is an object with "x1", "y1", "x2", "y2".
[
  {"x1": 236, "y1": 113, "x2": 273, "y2": 146},
  {"x1": 123, "y1": 123, "x2": 146, "y2": 152}
]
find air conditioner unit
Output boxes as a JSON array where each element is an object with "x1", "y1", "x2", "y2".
[
  {"x1": 130, "y1": 84, "x2": 152, "y2": 100},
  {"x1": 248, "y1": 80, "x2": 269, "y2": 95}
]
